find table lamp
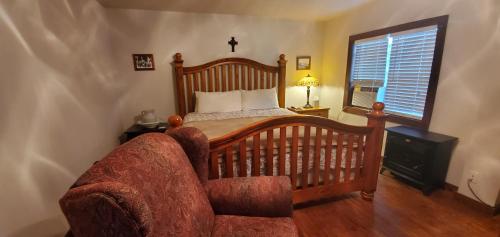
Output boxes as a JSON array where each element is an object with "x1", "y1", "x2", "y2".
[{"x1": 297, "y1": 74, "x2": 319, "y2": 108}]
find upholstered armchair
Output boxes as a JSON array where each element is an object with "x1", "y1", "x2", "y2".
[{"x1": 59, "y1": 129, "x2": 298, "y2": 237}]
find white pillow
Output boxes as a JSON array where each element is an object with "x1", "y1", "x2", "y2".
[
  {"x1": 241, "y1": 88, "x2": 280, "y2": 110},
  {"x1": 195, "y1": 91, "x2": 242, "y2": 113}
]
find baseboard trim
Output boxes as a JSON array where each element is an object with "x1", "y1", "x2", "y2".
[{"x1": 445, "y1": 182, "x2": 499, "y2": 216}]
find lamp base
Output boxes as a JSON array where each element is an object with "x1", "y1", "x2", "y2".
[{"x1": 303, "y1": 103, "x2": 313, "y2": 109}]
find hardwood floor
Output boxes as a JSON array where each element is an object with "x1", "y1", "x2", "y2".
[{"x1": 293, "y1": 174, "x2": 500, "y2": 237}]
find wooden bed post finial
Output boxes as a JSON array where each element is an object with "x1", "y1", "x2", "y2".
[
  {"x1": 362, "y1": 102, "x2": 387, "y2": 201},
  {"x1": 168, "y1": 115, "x2": 183, "y2": 129},
  {"x1": 173, "y1": 53, "x2": 186, "y2": 117},
  {"x1": 277, "y1": 54, "x2": 287, "y2": 108}
]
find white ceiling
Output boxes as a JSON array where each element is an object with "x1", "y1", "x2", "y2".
[{"x1": 97, "y1": 0, "x2": 372, "y2": 21}]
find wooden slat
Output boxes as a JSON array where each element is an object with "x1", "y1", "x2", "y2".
[
  {"x1": 225, "y1": 147, "x2": 234, "y2": 178},
  {"x1": 335, "y1": 133, "x2": 344, "y2": 184},
  {"x1": 210, "y1": 152, "x2": 219, "y2": 179},
  {"x1": 235, "y1": 64, "x2": 240, "y2": 90},
  {"x1": 302, "y1": 126, "x2": 311, "y2": 188},
  {"x1": 194, "y1": 73, "x2": 200, "y2": 91},
  {"x1": 345, "y1": 134, "x2": 354, "y2": 183},
  {"x1": 279, "y1": 127, "x2": 286, "y2": 175},
  {"x1": 254, "y1": 68, "x2": 259, "y2": 89},
  {"x1": 252, "y1": 134, "x2": 260, "y2": 176},
  {"x1": 221, "y1": 65, "x2": 227, "y2": 91},
  {"x1": 323, "y1": 129, "x2": 334, "y2": 185},
  {"x1": 267, "y1": 71, "x2": 271, "y2": 88},
  {"x1": 247, "y1": 66, "x2": 252, "y2": 90},
  {"x1": 208, "y1": 68, "x2": 214, "y2": 92},
  {"x1": 239, "y1": 140, "x2": 247, "y2": 177},
  {"x1": 241, "y1": 65, "x2": 246, "y2": 90},
  {"x1": 228, "y1": 64, "x2": 233, "y2": 91},
  {"x1": 266, "y1": 129, "x2": 274, "y2": 176},
  {"x1": 355, "y1": 135, "x2": 363, "y2": 180},
  {"x1": 272, "y1": 72, "x2": 276, "y2": 88},
  {"x1": 260, "y1": 69, "x2": 265, "y2": 89},
  {"x1": 215, "y1": 65, "x2": 221, "y2": 92},
  {"x1": 201, "y1": 70, "x2": 207, "y2": 92},
  {"x1": 186, "y1": 74, "x2": 193, "y2": 112},
  {"x1": 313, "y1": 127, "x2": 322, "y2": 186},
  {"x1": 291, "y1": 126, "x2": 299, "y2": 190}
]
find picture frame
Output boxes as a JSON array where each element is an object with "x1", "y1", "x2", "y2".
[
  {"x1": 296, "y1": 56, "x2": 311, "y2": 70},
  {"x1": 132, "y1": 54, "x2": 155, "y2": 71}
]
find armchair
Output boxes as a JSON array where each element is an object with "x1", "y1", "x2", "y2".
[{"x1": 60, "y1": 129, "x2": 298, "y2": 237}]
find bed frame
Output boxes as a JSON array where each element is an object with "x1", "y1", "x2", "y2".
[{"x1": 170, "y1": 53, "x2": 386, "y2": 204}]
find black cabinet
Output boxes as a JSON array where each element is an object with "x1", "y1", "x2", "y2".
[{"x1": 381, "y1": 126, "x2": 457, "y2": 195}]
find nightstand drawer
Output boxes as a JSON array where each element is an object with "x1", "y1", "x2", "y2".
[{"x1": 306, "y1": 111, "x2": 328, "y2": 118}]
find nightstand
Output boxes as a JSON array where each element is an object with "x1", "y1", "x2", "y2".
[
  {"x1": 119, "y1": 122, "x2": 168, "y2": 144},
  {"x1": 288, "y1": 107, "x2": 330, "y2": 118}
]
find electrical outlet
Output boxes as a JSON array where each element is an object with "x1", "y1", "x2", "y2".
[{"x1": 468, "y1": 170, "x2": 479, "y2": 184}]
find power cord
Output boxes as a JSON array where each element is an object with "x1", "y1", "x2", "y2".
[{"x1": 467, "y1": 178, "x2": 488, "y2": 205}]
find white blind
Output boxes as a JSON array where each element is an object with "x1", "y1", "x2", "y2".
[
  {"x1": 384, "y1": 26, "x2": 438, "y2": 119},
  {"x1": 351, "y1": 37, "x2": 388, "y2": 83}
]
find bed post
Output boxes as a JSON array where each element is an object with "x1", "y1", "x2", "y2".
[
  {"x1": 174, "y1": 53, "x2": 186, "y2": 117},
  {"x1": 277, "y1": 54, "x2": 287, "y2": 108},
  {"x1": 361, "y1": 102, "x2": 386, "y2": 201}
]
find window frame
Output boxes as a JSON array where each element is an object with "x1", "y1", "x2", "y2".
[{"x1": 343, "y1": 15, "x2": 449, "y2": 129}]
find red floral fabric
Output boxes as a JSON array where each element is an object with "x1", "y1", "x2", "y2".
[
  {"x1": 59, "y1": 129, "x2": 298, "y2": 237},
  {"x1": 61, "y1": 133, "x2": 214, "y2": 237},
  {"x1": 205, "y1": 176, "x2": 293, "y2": 217},
  {"x1": 212, "y1": 215, "x2": 299, "y2": 237}
]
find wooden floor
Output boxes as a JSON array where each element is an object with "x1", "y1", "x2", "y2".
[{"x1": 293, "y1": 174, "x2": 500, "y2": 237}]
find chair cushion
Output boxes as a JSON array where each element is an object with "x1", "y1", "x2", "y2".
[{"x1": 212, "y1": 215, "x2": 299, "y2": 237}]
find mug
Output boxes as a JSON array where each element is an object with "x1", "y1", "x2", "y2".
[{"x1": 141, "y1": 110, "x2": 157, "y2": 123}]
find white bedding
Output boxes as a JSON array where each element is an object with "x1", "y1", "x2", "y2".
[{"x1": 184, "y1": 108, "x2": 295, "y2": 123}]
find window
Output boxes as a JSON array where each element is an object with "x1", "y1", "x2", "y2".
[{"x1": 343, "y1": 16, "x2": 448, "y2": 129}]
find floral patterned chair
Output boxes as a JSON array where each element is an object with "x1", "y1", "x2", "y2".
[{"x1": 59, "y1": 128, "x2": 298, "y2": 237}]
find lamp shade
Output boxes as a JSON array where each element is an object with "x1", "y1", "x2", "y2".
[{"x1": 297, "y1": 74, "x2": 319, "y2": 87}]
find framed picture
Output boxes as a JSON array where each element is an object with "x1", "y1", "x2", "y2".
[
  {"x1": 133, "y1": 54, "x2": 155, "y2": 71},
  {"x1": 296, "y1": 56, "x2": 311, "y2": 70}
]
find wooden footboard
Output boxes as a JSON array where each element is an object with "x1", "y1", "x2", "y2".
[{"x1": 169, "y1": 103, "x2": 386, "y2": 204}]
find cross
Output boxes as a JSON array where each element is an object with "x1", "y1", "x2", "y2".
[{"x1": 228, "y1": 37, "x2": 238, "y2": 52}]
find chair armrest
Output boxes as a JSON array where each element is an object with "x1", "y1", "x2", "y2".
[
  {"x1": 59, "y1": 182, "x2": 152, "y2": 237},
  {"x1": 205, "y1": 176, "x2": 293, "y2": 217}
]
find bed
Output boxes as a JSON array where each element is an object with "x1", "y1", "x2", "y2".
[{"x1": 169, "y1": 53, "x2": 386, "y2": 204}]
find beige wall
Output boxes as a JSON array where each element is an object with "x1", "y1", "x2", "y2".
[
  {"x1": 0, "y1": 1, "x2": 323, "y2": 236},
  {"x1": 320, "y1": 0, "x2": 500, "y2": 206},
  {"x1": 104, "y1": 9, "x2": 324, "y2": 129}
]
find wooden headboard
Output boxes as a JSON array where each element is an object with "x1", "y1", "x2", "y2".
[{"x1": 173, "y1": 53, "x2": 287, "y2": 117}]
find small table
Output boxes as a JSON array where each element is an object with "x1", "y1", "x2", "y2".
[
  {"x1": 287, "y1": 107, "x2": 330, "y2": 118},
  {"x1": 119, "y1": 122, "x2": 169, "y2": 144}
]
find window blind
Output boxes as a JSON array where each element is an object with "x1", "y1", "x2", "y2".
[
  {"x1": 350, "y1": 36, "x2": 389, "y2": 84},
  {"x1": 384, "y1": 26, "x2": 438, "y2": 119}
]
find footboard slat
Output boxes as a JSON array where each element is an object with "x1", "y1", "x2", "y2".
[
  {"x1": 279, "y1": 127, "x2": 286, "y2": 176},
  {"x1": 266, "y1": 130, "x2": 274, "y2": 176},
  {"x1": 355, "y1": 135, "x2": 364, "y2": 180},
  {"x1": 345, "y1": 134, "x2": 354, "y2": 183},
  {"x1": 225, "y1": 147, "x2": 234, "y2": 178},
  {"x1": 313, "y1": 127, "x2": 322, "y2": 186},
  {"x1": 302, "y1": 126, "x2": 311, "y2": 188},
  {"x1": 335, "y1": 133, "x2": 344, "y2": 184},
  {"x1": 239, "y1": 140, "x2": 247, "y2": 177},
  {"x1": 210, "y1": 152, "x2": 219, "y2": 179},
  {"x1": 324, "y1": 129, "x2": 334, "y2": 185},
  {"x1": 252, "y1": 134, "x2": 260, "y2": 176},
  {"x1": 291, "y1": 126, "x2": 299, "y2": 190}
]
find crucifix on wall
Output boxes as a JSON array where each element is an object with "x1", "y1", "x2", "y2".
[{"x1": 228, "y1": 37, "x2": 238, "y2": 52}]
